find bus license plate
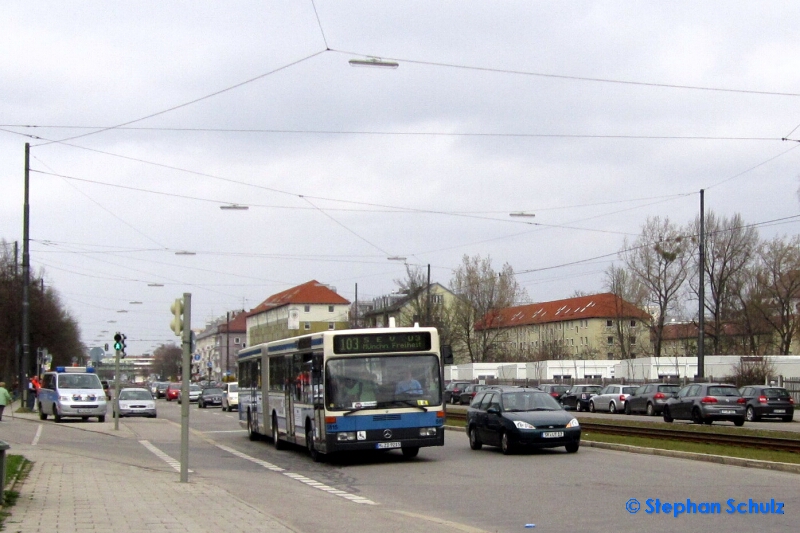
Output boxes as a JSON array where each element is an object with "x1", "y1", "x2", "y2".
[
  {"x1": 376, "y1": 442, "x2": 401, "y2": 449},
  {"x1": 542, "y1": 431, "x2": 564, "y2": 438},
  {"x1": 720, "y1": 410, "x2": 735, "y2": 414}
]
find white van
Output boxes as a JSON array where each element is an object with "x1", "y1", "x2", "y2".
[
  {"x1": 37, "y1": 367, "x2": 108, "y2": 422},
  {"x1": 221, "y1": 382, "x2": 238, "y2": 412}
]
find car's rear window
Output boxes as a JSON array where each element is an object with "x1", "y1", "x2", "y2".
[
  {"x1": 622, "y1": 387, "x2": 637, "y2": 394},
  {"x1": 658, "y1": 385, "x2": 680, "y2": 393},
  {"x1": 708, "y1": 386, "x2": 740, "y2": 396},
  {"x1": 763, "y1": 388, "x2": 791, "y2": 399}
]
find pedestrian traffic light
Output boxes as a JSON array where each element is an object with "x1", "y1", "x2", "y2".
[
  {"x1": 113, "y1": 332, "x2": 123, "y2": 351},
  {"x1": 170, "y1": 298, "x2": 184, "y2": 336},
  {"x1": 121, "y1": 334, "x2": 127, "y2": 358}
]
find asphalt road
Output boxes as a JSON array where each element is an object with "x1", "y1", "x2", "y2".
[{"x1": 5, "y1": 400, "x2": 799, "y2": 533}]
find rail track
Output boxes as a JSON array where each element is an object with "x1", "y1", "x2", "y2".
[{"x1": 443, "y1": 409, "x2": 800, "y2": 454}]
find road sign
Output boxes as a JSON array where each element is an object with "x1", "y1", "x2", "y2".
[
  {"x1": 193, "y1": 354, "x2": 201, "y2": 362},
  {"x1": 207, "y1": 361, "x2": 212, "y2": 368}
]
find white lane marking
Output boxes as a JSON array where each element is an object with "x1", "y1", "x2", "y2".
[
  {"x1": 139, "y1": 440, "x2": 192, "y2": 473},
  {"x1": 31, "y1": 424, "x2": 43, "y2": 446},
  {"x1": 214, "y1": 444, "x2": 376, "y2": 505}
]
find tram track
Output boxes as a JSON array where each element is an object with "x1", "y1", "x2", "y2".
[{"x1": 443, "y1": 409, "x2": 800, "y2": 454}]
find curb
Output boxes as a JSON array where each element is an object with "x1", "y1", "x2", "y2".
[{"x1": 445, "y1": 426, "x2": 800, "y2": 475}]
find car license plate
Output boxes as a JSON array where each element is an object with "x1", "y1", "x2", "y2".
[
  {"x1": 774, "y1": 409, "x2": 786, "y2": 414},
  {"x1": 719, "y1": 409, "x2": 735, "y2": 414},
  {"x1": 542, "y1": 431, "x2": 564, "y2": 438},
  {"x1": 376, "y1": 442, "x2": 401, "y2": 449},
  {"x1": 77, "y1": 409, "x2": 92, "y2": 414}
]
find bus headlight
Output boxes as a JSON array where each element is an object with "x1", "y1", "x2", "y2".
[
  {"x1": 337, "y1": 432, "x2": 356, "y2": 442},
  {"x1": 419, "y1": 427, "x2": 437, "y2": 437}
]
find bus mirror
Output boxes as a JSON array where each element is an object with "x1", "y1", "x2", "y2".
[{"x1": 441, "y1": 345, "x2": 454, "y2": 365}]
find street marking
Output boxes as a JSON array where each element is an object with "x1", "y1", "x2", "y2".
[
  {"x1": 139, "y1": 440, "x2": 192, "y2": 473},
  {"x1": 31, "y1": 424, "x2": 43, "y2": 446},
  {"x1": 214, "y1": 444, "x2": 376, "y2": 505}
]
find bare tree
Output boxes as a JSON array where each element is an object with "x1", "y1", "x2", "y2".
[
  {"x1": 689, "y1": 212, "x2": 759, "y2": 354},
  {"x1": 752, "y1": 235, "x2": 800, "y2": 355},
  {"x1": 620, "y1": 217, "x2": 691, "y2": 357},
  {"x1": 152, "y1": 343, "x2": 183, "y2": 381},
  {"x1": 450, "y1": 254, "x2": 527, "y2": 363},
  {"x1": 604, "y1": 264, "x2": 650, "y2": 358}
]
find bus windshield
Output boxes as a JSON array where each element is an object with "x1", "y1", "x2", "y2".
[{"x1": 326, "y1": 354, "x2": 441, "y2": 411}]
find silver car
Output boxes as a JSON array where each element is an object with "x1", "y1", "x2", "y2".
[{"x1": 588, "y1": 384, "x2": 638, "y2": 414}]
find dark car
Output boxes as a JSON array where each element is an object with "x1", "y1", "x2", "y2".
[
  {"x1": 197, "y1": 387, "x2": 224, "y2": 408},
  {"x1": 739, "y1": 385, "x2": 794, "y2": 422},
  {"x1": 663, "y1": 383, "x2": 746, "y2": 426},
  {"x1": 444, "y1": 381, "x2": 472, "y2": 404},
  {"x1": 459, "y1": 384, "x2": 489, "y2": 405},
  {"x1": 466, "y1": 387, "x2": 580, "y2": 454},
  {"x1": 155, "y1": 382, "x2": 169, "y2": 399},
  {"x1": 624, "y1": 383, "x2": 680, "y2": 416},
  {"x1": 561, "y1": 385, "x2": 602, "y2": 411},
  {"x1": 539, "y1": 384, "x2": 571, "y2": 404}
]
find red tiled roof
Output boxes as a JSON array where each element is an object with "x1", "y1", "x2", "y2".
[
  {"x1": 248, "y1": 280, "x2": 350, "y2": 316},
  {"x1": 218, "y1": 311, "x2": 247, "y2": 334},
  {"x1": 476, "y1": 292, "x2": 651, "y2": 330}
]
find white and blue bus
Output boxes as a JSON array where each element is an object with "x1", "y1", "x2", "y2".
[{"x1": 238, "y1": 326, "x2": 449, "y2": 461}]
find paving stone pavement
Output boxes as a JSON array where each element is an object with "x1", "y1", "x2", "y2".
[{"x1": 3, "y1": 406, "x2": 298, "y2": 533}]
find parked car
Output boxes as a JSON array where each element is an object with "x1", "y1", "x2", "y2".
[
  {"x1": 444, "y1": 381, "x2": 472, "y2": 404},
  {"x1": 459, "y1": 384, "x2": 489, "y2": 405},
  {"x1": 177, "y1": 384, "x2": 202, "y2": 404},
  {"x1": 539, "y1": 384, "x2": 571, "y2": 404},
  {"x1": 588, "y1": 384, "x2": 638, "y2": 413},
  {"x1": 738, "y1": 385, "x2": 794, "y2": 422},
  {"x1": 221, "y1": 382, "x2": 239, "y2": 412},
  {"x1": 197, "y1": 387, "x2": 224, "y2": 408},
  {"x1": 165, "y1": 382, "x2": 181, "y2": 401},
  {"x1": 561, "y1": 385, "x2": 602, "y2": 411},
  {"x1": 662, "y1": 383, "x2": 746, "y2": 426},
  {"x1": 466, "y1": 387, "x2": 580, "y2": 454},
  {"x1": 114, "y1": 387, "x2": 157, "y2": 418},
  {"x1": 624, "y1": 383, "x2": 681, "y2": 416}
]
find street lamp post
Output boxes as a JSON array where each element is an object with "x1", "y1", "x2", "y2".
[{"x1": 21, "y1": 143, "x2": 31, "y2": 407}]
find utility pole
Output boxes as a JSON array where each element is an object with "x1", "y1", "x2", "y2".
[
  {"x1": 698, "y1": 189, "x2": 705, "y2": 379},
  {"x1": 21, "y1": 143, "x2": 31, "y2": 408},
  {"x1": 179, "y1": 294, "x2": 191, "y2": 482}
]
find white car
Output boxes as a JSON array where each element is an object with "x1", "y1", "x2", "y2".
[
  {"x1": 222, "y1": 382, "x2": 239, "y2": 412},
  {"x1": 588, "y1": 384, "x2": 638, "y2": 413},
  {"x1": 115, "y1": 388, "x2": 157, "y2": 418},
  {"x1": 177, "y1": 384, "x2": 202, "y2": 404}
]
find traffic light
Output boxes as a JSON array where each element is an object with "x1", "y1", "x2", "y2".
[
  {"x1": 113, "y1": 332, "x2": 123, "y2": 351},
  {"x1": 170, "y1": 298, "x2": 184, "y2": 336},
  {"x1": 121, "y1": 334, "x2": 127, "y2": 358}
]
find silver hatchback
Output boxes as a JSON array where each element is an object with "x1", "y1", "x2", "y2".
[{"x1": 588, "y1": 384, "x2": 638, "y2": 414}]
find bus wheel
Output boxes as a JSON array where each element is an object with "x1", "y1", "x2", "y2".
[
  {"x1": 247, "y1": 411, "x2": 259, "y2": 441},
  {"x1": 272, "y1": 414, "x2": 286, "y2": 450},
  {"x1": 402, "y1": 447, "x2": 419, "y2": 459},
  {"x1": 306, "y1": 423, "x2": 323, "y2": 463}
]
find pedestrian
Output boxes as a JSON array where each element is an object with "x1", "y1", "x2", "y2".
[{"x1": 0, "y1": 381, "x2": 13, "y2": 421}]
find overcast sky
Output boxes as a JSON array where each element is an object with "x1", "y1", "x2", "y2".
[{"x1": 2, "y1": 1, "x2": 800, "y2": 357}]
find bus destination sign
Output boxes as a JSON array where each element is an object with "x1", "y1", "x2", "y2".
[{"x1": 333, "y1": 332, "x2": 432, "y2": 355}]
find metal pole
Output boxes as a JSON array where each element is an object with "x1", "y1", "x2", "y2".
[
  {"x1": 114, "y1": 344, "x2": 121, "y2": 430},
  {"x1": 426, "y1": 264, "x2": 431, "y2": 326},
  {"x1": 21, "y1": 143, "x2": 31, "y2": 408},
  {"x1": 698, "y1": 189, "x2": 705, "y2": 378},
  {"x1": 180, "y1": 293, "x2": 191, "y2": 483}
]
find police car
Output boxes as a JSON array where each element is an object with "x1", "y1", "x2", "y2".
[{"x1": 37, "y1": 367, "x2": 108, "y2": 423}]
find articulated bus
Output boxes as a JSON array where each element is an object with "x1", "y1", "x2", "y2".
[{"x1": 238, "y1": 325, "x2": 450, "y2": 461}]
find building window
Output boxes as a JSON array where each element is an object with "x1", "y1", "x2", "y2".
[
  {"x1": 630, "y1": 336, "x2": 636, "y2": 345},
  {"x1": 630, "y1": 320, "x2": 636, "y2": 327},
  {"x1": 328, "y1": 322, "x2": 335, "y2": 330},
  {"x1": 432, "y1": 294, "x2": 444, "y2": 304},
  {"x1": 328, "y1": 305, "x2": 334, "y2": 312},
  {"x1": 304, "y1": 305, "x2": 310, "y2": 313},
  {"x1": 234, "y1": 337, "x2": 240, "y2": 344},
  {"x1": 607, "y1": 336, "x2": 614, "y2": 345},
  {"x1": 304, "y1": 322, "x2": 311, "y2": 330},
  {"x1": 606, "y1": 320, "x2": 613, "y2": 327}
]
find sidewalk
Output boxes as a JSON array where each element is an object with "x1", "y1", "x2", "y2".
[{"x1": 3, "y1": 402, "x2": 298, "y2": 533}]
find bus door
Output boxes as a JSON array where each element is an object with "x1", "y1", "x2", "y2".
[{"x1": 311, "y1": 352, "x2": 324, "y2": 448}]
